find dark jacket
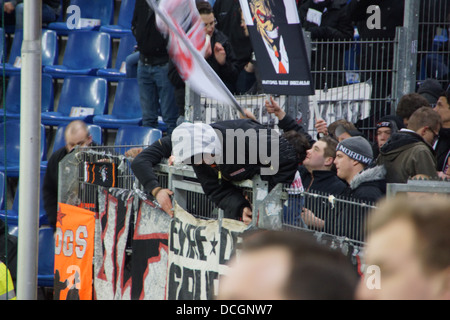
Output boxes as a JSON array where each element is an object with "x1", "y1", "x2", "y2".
[
  {"x1": 131, "y1": 119, "x2": 299, "y2": 220},
  {"x1": 43, "y1": 146, "x2": 69, "y2": 230},
  {"x1": 277, "y1": 113, "x2": 316, "y2": 147},
  {"x1": 435, "y1": 127, "x2": 450, "y2": 172},
  {"x1": 213, "y1": 0, "x2": 253, "y2": 72},
  {"x1": 131, "y1": 0, "x2": 169, "y2": 63},
  {"x1": 299, "y1": 0, "x2": 354, "y2": 89},
  {"x1": 299, "y1": 0, "x2": 354, "y2": 40},
  {"x1": 341, "y1": 165, "x2": 386, "y2": 203},
  {"x1": 299, "y1": 165, "x2": 347, "y2": 195},
  {"x1": 326, "y1": 165, "x2": 386, "y2": 242},
  {"x1": 43, "y1": 142, "x2": 99, "y2": 230},
  {"x1": 167, "y1": 28, "x2": 240, "y2": 109},
  {"x1": 206, "y1": 28, "x2": 240, "y2": 93},
  {"x1": 346, "y1": 0, "x2": 404, "y2": 40},
  {"x1": 377, "y1": 130, "x2": 438, "y2": 183}
]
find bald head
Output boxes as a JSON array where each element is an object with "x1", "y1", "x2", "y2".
[{"x1": 64, "y1": 120, "x2": 92, "y2": 152}]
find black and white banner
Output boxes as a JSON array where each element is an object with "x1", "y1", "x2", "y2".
[
  {"x1": 240, "y1": 0, "x2": 314, "y2": 96},
  {"x1": 167, "y1": 204, "x2": 247, "y2": 300}
]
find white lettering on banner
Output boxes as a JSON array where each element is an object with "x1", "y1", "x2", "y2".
[
  {"x1": 55, "y1": 226, "x2": 89, "y2": 258},
  {"x1": 167, "y1": 204, "x2": 246, "y2": 300}
]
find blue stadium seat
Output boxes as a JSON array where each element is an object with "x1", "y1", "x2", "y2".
[
  {"x1": 37, "y1": 226, "x2": 55, "y2": 288},
  {"x1": 0, "y1": 171, "x2": 49, "y2": 228},
  {"x1": 3, "y1": 29, "x2": 58, "y2": 75},
  {"x1": 0, "y1": 28, "x2": 5, "y2": 63},
  {"x1": 0, "y1": 121, "x2": 47, "y2": 177},
  {"x1": 100, "y1": 0, "x2": 135, "y2": 38},
  {"x1": 0, "y1": 172, "x2": 5, "y2": 210},
  {"x1": 93, "y1": 78, "x2": 142, "y2": 128},
  {"x1": 43, "y1": 31, "x2": 111, "y2": 78},
  {"x1": 51, "y1": 123, "x2": 103, "y2": 153},
  {"x1": 0, "y1": 74, "x2": 54, "y2": 122},
  {"x1": 97, "y1": 32, "x2": 137, "y2": 81},
  {"x1": 47, "y1": 0, "x2": 114, "y2": 35},
  {"x1": 41, "y1": 76, "x2": 108, "y2": 126},
  {"x1": 114, "y1": 126, "x2": 162, "y2": 154}
]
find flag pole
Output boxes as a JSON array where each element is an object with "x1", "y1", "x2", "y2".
[{"x1": 146, "y1": 0, "x2": 245, "y2": 118}]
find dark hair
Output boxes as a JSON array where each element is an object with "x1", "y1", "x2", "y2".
[
  {"x1": 283, "y1": 130, "x2": 311, "y2": 163},
  {"x1": 396, "y1": 93, "x2": 431, "y2": 121},
  {"x1": 320, "y1": 135, "x2": 338, "y2": 171},
  {"x1": 196, "y1": 0, "x2": 213, "y2": 14},
  {"x1": 240, "y1": 230, "x2": 359, "y2": 300},
  {"x1": 327, "y1": 119, "x2": 357, "y2": 140}
]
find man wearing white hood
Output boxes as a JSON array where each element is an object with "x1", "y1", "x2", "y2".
[{"x1": 131, "y1": 119, "x2": 300, "y2": 224}]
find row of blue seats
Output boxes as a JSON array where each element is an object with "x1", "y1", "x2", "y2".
[
  {"x1": 0, "y1": 0, "x2": 136, "y2": 289},
  {"x1": 0, "y1": 120, "x2": 163, "y2": 179},
  {"x1": 1, "y1": 28, "x2": 137, "y2": 81},
  {"x1": 3, "y1": 0, "x2": 135, "y2": 39},
  {"x1": 48, "y1": 0, "x2": 135, "y2": 38},
  {"x1": 0, "y1": 75, "x2": 146, "y2": 128}
]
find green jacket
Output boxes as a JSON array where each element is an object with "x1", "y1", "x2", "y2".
[{"x1": 377, "y1": 130, "x2": 437, "y2": 183}]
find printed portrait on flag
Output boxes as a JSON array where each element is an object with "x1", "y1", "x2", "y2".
[{"x1": 240, "y1": 0, "x2": 314, "y2": 95}]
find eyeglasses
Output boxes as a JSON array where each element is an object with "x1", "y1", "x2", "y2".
[
  {"x1": 428, "y1": 127, "x2": 440, "y2": 144},
  {"x1": 203, "y1": 19, "x2": 217, "y2": 29}
]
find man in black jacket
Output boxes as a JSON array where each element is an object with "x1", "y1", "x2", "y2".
[
  {"x1": 168, "y1": 1, "x2": 240, "y2": 120},
  {"x1": 433, "y1": 89, "x2": 450, "y2": 178},
  {"x1": 132, "y1": 0, "x2": 178, "y2": 133},
  {"x1": 300, "y1": 136, "x2": 347, "y2": 195},
  {"x1": 43, "y1": 120, "x2": 94, "y2": 230},
  {"x1": 298, "y1": 0, "x2": 354, "y2": 89},
  {"x1": 131, "y1": 119, "x2": 299, "y2": 224}
]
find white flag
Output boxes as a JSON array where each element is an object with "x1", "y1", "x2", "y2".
[{"x1": 146, "y1": 0, "x2": 244, "y2": 116}]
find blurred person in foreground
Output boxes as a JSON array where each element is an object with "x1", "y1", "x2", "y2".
[
  {"x1": 356, "y1": 195, "x2": 450, "y2": 300},
  {"x1": 218, "y1": 229, "x2": 359, "y2": 300}
]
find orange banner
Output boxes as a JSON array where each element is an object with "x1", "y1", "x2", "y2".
[{"x1": 54, "y1": 203, "x2": 95, "y2": 300}]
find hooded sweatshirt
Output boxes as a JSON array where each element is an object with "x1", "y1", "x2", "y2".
[
  {"x1": 377, "y1": 129, "x2": 438, "y2": 183},
  {"x1": 325, "y1": 165, "x2": 386, "y2": 242}
]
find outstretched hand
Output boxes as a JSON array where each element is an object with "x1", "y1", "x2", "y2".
[{"x1": 265, "y1": 96, "x2": 286, "y2": 120}]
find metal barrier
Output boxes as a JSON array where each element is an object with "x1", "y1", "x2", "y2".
[
  {"x1": 387, "y1": 179, "x2": 450, "y2": 197},
  {"x1": 185, "y1": 0, "x2": 450, "y2": 144},
  {"x1": 59, "y1": 146, "x2": 376, "y2": 246},
  {"x1": 185, "y1": 38, "x2": 400, "y2": 145}
]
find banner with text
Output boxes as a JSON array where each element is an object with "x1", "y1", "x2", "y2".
[
  {"x1": 167, "y1": 204, "x2": 247, "y2": 300},
  {"x1": 131, "y1": 198, "x2": 171, "y2": 300},
  {"x1": 54, "y1": 203, "x2": 95, "y2": 300},
  {"x1": 240, "y1": 0, "x2": 314, "y2": 95},
  {"x1": 94, "y1": 188, "x2": 134, "y2": 300}
]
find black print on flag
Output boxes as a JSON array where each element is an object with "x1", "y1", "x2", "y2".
[
  {"x1": 240, "y1": 0, "x2": 314, "y2": 95},
  {"x1": 131, "y1": 199, "x2": 170, "y2": 300},
  {"x1": 167, "y1": 203, "x2": 247, "y2": 300},
  {"x1": 94, "y1": 188, "x2": 133, "y2": 300}
]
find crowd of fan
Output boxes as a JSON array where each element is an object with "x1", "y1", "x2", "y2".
[{"x1": 2, "y1": 0, "x2": 450, "y2": 301}]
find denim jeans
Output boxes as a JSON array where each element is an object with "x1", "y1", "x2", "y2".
[
  {"x1": 137, "y1": 60, "x2": 178, "y2": 134},
  {"x1": 126, "y1": 51, "x2": 139, "y2": 78}
]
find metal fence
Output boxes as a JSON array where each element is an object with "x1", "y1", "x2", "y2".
[
  {"x1": 60, "y1": 146, "x2": 376, "y2": 247},
  {"x1": 185, "y1": 0, "x2": 450, "y2": 144}
]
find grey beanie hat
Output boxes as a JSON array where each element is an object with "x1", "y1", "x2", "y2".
[{"x1": 336, "y1": 136, "x2": 373, "y2": 166}]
